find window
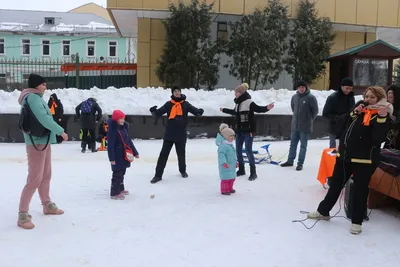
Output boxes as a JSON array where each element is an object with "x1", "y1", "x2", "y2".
[
  {"x1": 21, "y1": 39, "x2": 30, "y2": 55},
  {"x1": 87, "y1": 40, "x2": 95, "y2": 57},
  {"x1": 45, "y1": 17, "x2": 55, "y2": 25},
  {"x1": 42, "y1": 40, "x2": 50, "y2": 56},
  {"x1": 62, "y1": 40, "x2": 70, "y2": 56},
  {"x1": 0, "y1": 39, "x2": 4, "y2": 55},
  {"x1": 217, "y1": 22, "x2": 228, "y2": 41},
  {"x1": 108, "y1": 41, "x2": 117, "y2": 57}
]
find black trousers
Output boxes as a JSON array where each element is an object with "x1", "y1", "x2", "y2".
[
  {"x1": 317, "y1": 158, "x2": 377, "y2": 225},
  {"x1": 111, "y1": 168, "x2": 126, "y2": 196},
  {"x1": 155, "y1": 140, "x2": 186, "y2": 178},
  {"x1": 81, "y1": 128, "x2": 96, "y2": 150}
]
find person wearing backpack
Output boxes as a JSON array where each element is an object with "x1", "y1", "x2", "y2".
[
  {"x1": 17, "y1": 73, "x2": 68, "y2": 230},
  {"x1": 75, "y1": 97, "x2": 102, "y2": 153}
]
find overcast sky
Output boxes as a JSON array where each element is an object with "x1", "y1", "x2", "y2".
[{"x1": 2, "y1": 0, "x2": 107, "y2": 12}]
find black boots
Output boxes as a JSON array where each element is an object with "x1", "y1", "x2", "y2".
[
  {"x1": 181, "y1": 172, "x2": 188, "y2": 178},
  {"x1": 249, "y1": 165, "x2": 257, "y2": 181},
  {"x1": 281, "y1": 162, "x2": 294, "y2": 167},
  {"x1": 237, "y1": 163, "x2": 246, "y2": 176},
  {"x1": 151, "y1": 177, "x2": 162, "y2": 184}
]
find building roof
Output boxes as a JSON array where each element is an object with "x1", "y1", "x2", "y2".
[
  {"x1": 328, "y1": 39, "x2": 400, "y2": 60},
  {"x1": 0, "y1": 9, "x2": 116, "y2": 35}
]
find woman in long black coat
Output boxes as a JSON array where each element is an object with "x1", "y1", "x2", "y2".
[{"x1": 47, "y1": 93, "x2": 65, "y2": 144}]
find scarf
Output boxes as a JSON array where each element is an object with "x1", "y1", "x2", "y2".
[
  {"x1": 361, "y1": 99, "x2": 393, "y2": 126},
  {"x1": 169, "y1": 99, "x2": 184, "y2": 119},
  {"x1": 18, "y1": 88, "x2": 42, "y2": 105},
  {"x1": 50, "y1": 101, "x2": 58, "y2": 115},
  {"x1": 361, "y1": 108, "x2": 378, "y2": 126}
]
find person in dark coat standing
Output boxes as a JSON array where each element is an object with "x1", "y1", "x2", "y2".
[
  {"x1": 149, "y1": 85, "x2": 204, "y2": 184},
  {"x1": 220, "y1": 83, "x2": 274, "y2": 181},
  {"x1": 47, "y1": 93, "x2": 65, "y2": 144},
  {"x1": 385, "y1": 84, "x2": 400, "y2": 149},
  {"x1": 307, "y1": 86, "x2": 393, "y2": 235},
  {"x1": 281, "y1": 80, "x2": 319, "y2": 171},
  {"x1": 75, "y1": 97, "x2": 102, "y2": 153},
  {"x1": 107, "y1": 110, "x2": 139, "y2": 200},
  {"x1": 322, "y1": 77, "x2": 355, "y2": 149}
]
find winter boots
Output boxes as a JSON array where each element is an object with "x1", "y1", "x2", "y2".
[
  {"x1": 307, "y1": 211, "x2": 330, "y2": 221},
  {"x1": 151, "y1": 176, "x2": 162, "y2": 184},
  {"x1": 17, "y1": 212, "x2": 34, "y2": 229},
  {"x1": 248, "y1": 165, "x2": 257, "y2": 181},
  {"x1": 43, "y1": 201, "x2": 64, "y2": 215},
  {"x1": 181, "y1": 172, "x2": 188, "y2": 178},
  {"x1": 237, "y1": 163, "x2": 245, "y2": 176},
  {"x1": 350, "y1": 224, "x2": 362, "y2": 235},
  {"x1": 280, "y1": 162, "x2": 294, "y2": 167}
]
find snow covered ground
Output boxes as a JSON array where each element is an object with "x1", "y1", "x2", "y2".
[
  {"x1": 0, "y1": 139, "x2": 399, "y2": 267},
  {"x1": 0, "y1": 87, "x2": 363, "y2": 115}
]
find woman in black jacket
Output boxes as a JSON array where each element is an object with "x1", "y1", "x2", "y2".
[
  {"x1": 220, "y1": 83, "x2": 274, "y2": 181},
  {"x1": 47, "y1": 93, "x2": 65, "y2": 143},
  {"x1": 307, "y1": 86, "x2": 393, "y2": 235},
  {"x1": 385, "y1": 85, "x2": 400, "y2": 150}
]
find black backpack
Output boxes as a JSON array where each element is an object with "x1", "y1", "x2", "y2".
[{"x1": 19, "y1": 94, "x2": 51, "y2": 151}]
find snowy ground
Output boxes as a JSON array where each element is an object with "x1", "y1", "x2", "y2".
[
  {"x1": 0, "y1": 139, "x2": 399, "y2": 267},
  {"x1": 0, "y1": 86, "x2": 363, "y2": 115}
]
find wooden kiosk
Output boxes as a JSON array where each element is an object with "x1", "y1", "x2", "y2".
[{"x1": 328, "y1": 39, "x2": 400, "y2": 95}]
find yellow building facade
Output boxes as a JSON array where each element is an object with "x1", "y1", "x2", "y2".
[{"x1": 107, "y1": 0, "x2": 400, "y2": 89}]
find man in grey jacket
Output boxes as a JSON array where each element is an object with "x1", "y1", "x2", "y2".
[{"x1": 281, "y1": 80, "x2": 319, "y2": 171}]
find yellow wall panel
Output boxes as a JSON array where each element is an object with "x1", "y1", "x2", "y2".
[
  {"x1": 151, "y1": 19, "x2": 166, "y2": 40},
  {"x1": 220, "y1": 0, "x2": 244, "y2": 14},
  {"x1": 332, "y1": 31, "x2": 346, "y2": 51},
  {"x1": 116, "y1": 0, "x2": 143, "y2": 8},
  {"x1": 314, "y1": 0, "x2": 335, "y2": 21},
  {"x1": 291, "y1": 0, "x2": 302, "y2": 17},
  {"x1": 335, "y1": 0, "x2": 357, "y2": 24},
  {"x1": 205, "y1": 0, "x2": 221, "y2": 12},
  {"x1": 107, "y1": 0, "x2": 117, "y2": 8},
  {"x1": 280, "y1": 0, "x2": 292, "y2": 17},
  {"x1": 150, "y1": 64, "x2": 163, "y2": 87},
  {"x1": 311, "y1": 75, "x2": 325, "y2": 90},
  {"x1": 244, "y1": 0, "x2": 267, "y2": 14},
  {"x1": 324, "y1": 73, "x2": 330, "y2": 90},
  {"x1": 137, "y1": 42, "x2": 151, "y2": 67},
  {"x1": 378, "y1": 0, "x2": 399, "y2": 27},
  {"x1": 367, "y1": 33, "x2": 376, "y2": 43},
  {"x1": 345, "y1": 32, "x2": 365, "y2": 49},
  {"x1": 137, "y1": 67, "x2": 150, "y2": 88},
  {"x1": 143, "y1": 0, "x2": 169, "y2": 9},
  {"x1": 357, "y1": 0, "x2": 378, "y2": 25},
  {"x1": 138, "y1": 18, "x2": 150, "y2": 42},
  {"x1": 150, "y1": 40, "x2": 166, "y2": 64}
]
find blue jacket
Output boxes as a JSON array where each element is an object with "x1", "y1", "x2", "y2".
[
  {"x1": 215, "y1": 133, "x2": 225, "y2": 147},
  {"x1": 218, "y1": 141, "x2": 237, "y2": 180},
  {"x1": 107, "y1": 119, "x2": 139, "y2": 171}
]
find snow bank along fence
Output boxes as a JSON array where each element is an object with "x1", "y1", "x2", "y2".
[
  {"x1": 0, "y1": 56, "x2": 137, "y2": 91},
  {"x1": 0, "y1": 114, "x2": 329, "y2": 143}
]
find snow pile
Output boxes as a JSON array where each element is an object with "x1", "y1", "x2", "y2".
[
  {"x1": 0, "y1": 22, "x2": 29, "y2": 31},
  {"x1": 0, "y1": 86, "x2": 363, "y2": 115},
  {"x1": 47, "y1": 21, "x2": 115, "y2": 32}
]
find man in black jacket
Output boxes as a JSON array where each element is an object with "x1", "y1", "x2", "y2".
[
  {"x1": 322, "y1": 77, "x2": 355, "y2": 149},
  {"x1": 47, "y1": 93, "x2": 64, "y2": 144},
  {"x1": 149, "y1": 86, "x2": 204, "y2": 184},
  {"x1": 75, "y1": 98, "x2": 103, "y2": 153}
]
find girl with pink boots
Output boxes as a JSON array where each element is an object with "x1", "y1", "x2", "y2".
[
  {"x1": 18, "y1": 74, "x2": 68, "y2": 230},
  {"x1": 217, "y1": 127, "x2": 237, "y2": 195},
  {"x1": 107, "y1": 110, "x2": 139, "y2": 200}
]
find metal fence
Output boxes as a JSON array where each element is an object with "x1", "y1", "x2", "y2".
[{"x1": 0, "y1": 55, "x2": 137, "y2": 91}]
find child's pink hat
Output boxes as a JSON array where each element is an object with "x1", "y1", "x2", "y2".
[{"x1": 112, "y1": 110, "x2": 125, "y2": 121}]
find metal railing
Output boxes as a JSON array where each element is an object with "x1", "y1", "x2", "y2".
[{"x1": 0, "y1": 54, "x2": 137, "y2": 91}]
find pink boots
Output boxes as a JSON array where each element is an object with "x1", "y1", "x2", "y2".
[{"x1": 17, "y1": 201, "x2": 64, "y2": 230}]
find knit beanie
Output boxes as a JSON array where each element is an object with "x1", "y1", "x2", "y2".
[
  {"x1": 28, "y1": 74, "x2": 46, "y2": 89},
  {"x1": 219, "y1": 123, "x2": 229, "y2": 132},
  {"x1": 112, "y1": 110, "x2": 125, "y2": 121},
  {"x1": 221, "y1": 128, "x2": 235, "y2": 140},
  {"x1": 234, "y1": 83, "x2": 249, "y2": 94},
  {"x1": 171, "y1": 85, "x2": 181, "y2": 95},
  {"x1": 296, "y1": 80, "x2": 308, "y2": 89},
  {"x1": 341, "y1": 77, "x2": 353, "y2": 87}
]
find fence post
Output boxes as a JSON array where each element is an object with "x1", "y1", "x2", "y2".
[{"x1": 75, "y1": 54, "x2": 80, "y2": 89}]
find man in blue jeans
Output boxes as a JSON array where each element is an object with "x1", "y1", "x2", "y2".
[{"x1": 281, "y1": 80, "x2": 319, "y2": 171}]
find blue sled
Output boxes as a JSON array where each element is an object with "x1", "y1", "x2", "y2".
[{"x1": 241, "y1": 144, "x2": 281, "y2": 165}]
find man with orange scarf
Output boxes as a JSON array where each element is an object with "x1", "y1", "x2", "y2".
[
  {"x1": 47, "y1": 93, "x2": 64, "y2": 144},
  {"x1": 149, "y1": 85, "x2": 204, "y2": 184}
]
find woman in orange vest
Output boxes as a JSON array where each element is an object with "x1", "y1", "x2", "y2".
[
  {"x1": 307, "y1": 86, "x2": 393, "y2": 235},
  {"x1": 47, "y1": 93, "x2": 65, "y2": 144}
]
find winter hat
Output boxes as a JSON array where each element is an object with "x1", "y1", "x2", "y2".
[
  {"x1": 219, "y1": 123, "x2": 229, "y2": 132},
  {"x1": 234, "y1": 83, "x2": 249, "y2": 94},
  {"x1": 102, "y1": 114, "x2": 109, "y2": 122},
  {"x1": 221, "y1": 128, "x2": 235, "y2": 140},
  {"x1": 171, "y1": 85, "x2": 181, "y2": 95},
  {"x1": 28, "y1": 74, "x2": 46, "y2": 89},
  {"x1": 296, "y1": 80, "x2": 308, "y2": 89},
  {"x1": 112, "y1": 110, "x2": 125, "y2": 121},
  {"x1": 341, "y1": 77, "x2": 354, "y2": 87}
]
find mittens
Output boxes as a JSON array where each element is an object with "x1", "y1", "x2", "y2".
[
  {"x1": 223, "y1": 163, "x2": 229, "y2": 169},
  {"x1": 149, "y1": 106, "x2": 157, "y2": 113},
  {"x1": 198, "y1": 108, "x2": 204, "y2": 116},
  {"x1": 236, "y1": 162, "x2": 239, "y2": 168}
]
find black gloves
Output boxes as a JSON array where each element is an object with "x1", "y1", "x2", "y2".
[
  {"x1": 198, "y1": 108, "x2": 204, "y2": 116},
  {"x1": 150, "y1": 106, "x2": 157, "y2": 113}
]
